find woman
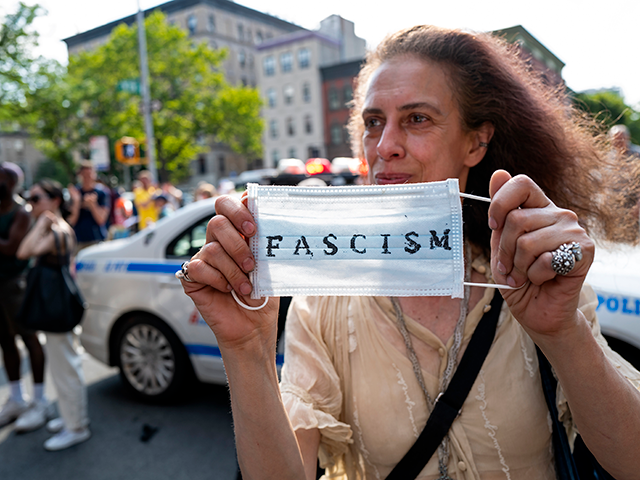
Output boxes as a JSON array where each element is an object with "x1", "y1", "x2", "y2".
[
  {"x1": 17, "y1": 179, "x2": 91, "y2": 451},
  {"x1": 179, "y1": 26, "x2": 640, "y2": 479}
]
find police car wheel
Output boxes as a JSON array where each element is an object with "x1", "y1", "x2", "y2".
[{"x1": 117, "y1": 315, "x2": 192, "y2": 401}]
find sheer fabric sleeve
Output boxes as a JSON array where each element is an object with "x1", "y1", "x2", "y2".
[
  {"x1": 556, "y1": 284, "x2": 640, "y2": 444},
  {"x1": 280, "y1": 296, "x2": 353, "y2": 469}
]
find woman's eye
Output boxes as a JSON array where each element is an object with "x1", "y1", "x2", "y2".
[{"x1": 410, "y1": 114, "x2": 429, "y2": 123}]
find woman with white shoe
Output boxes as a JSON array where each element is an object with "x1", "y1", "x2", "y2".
[{"x1": 17, "y1": 179, "x2": 91, "y2": 451}]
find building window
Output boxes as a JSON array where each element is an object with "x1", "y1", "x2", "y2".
[
  {"x1": 218, "y1": 155, "x2": 226, "y2": 175},
  {"x1": 283, "y1": 85, "x2": 294, "y2": 105},
  {"x1": 269, "y1": 119, "x2": 278, "y2": 139},
  {"x1": 198, "y1": 155, "x2": 207, "y2": 174},
  {"x1": 207, "y1": 14, "x2": 215, "y2": 32},
  {"x1": 255, "y1": 31, "x2": 263, "y2": 44},
  {"x1": 305, "y1": 115, "x2": 312, "y2": 134},
  {"x1": 344, "y1": 84, "x2": 353, "y2": 104},
  {"x1": 280, "y1": 52, "x2": 292, "y2": 73},
  {"x1": 263, "y1": 56, "x2": 275, "y2": 76},
  {"x1": 272, "y1": 149, "x2": 279, "y2": 164},
  {"x1": 302, "y1": 82, "x2": 311, "y2": 103},
  {"x1": 331, "y1": 124, "x2": 343, "y2": 145},
  {"x1": 328, "y1": 87, "x2": 341, "y2": 110},
  {"x1": 210, "y1": 40, "x2": 218, "y2": 49},
  {"x1": 267, "y1": 88, "x2": 276, "y2": 108},
  {"x1": 288, "y1": 147, "x2": 296, "y2": 158},
  {"x1": 241, "y1": 77, "x2": 248, "y2": 86},
  {"x1": 287, "y1": 117, "x2": 295, "y2": 136},
  {"x1": 187, "y1": 15, "x2": 197, "y2": 35},
  {"x1": 237, "y1": 23, "x2": 244, "y2": 41},
  {"x1": 298, "y1": 48, "x2": 310, "y2": 69},
  {"x1": 238, "y1": 50, "x2": 246, "y2": 68},
  {"x1": 308, "y1": 146, "x2": 320, "y2": 158}
]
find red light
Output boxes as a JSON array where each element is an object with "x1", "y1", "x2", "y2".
[{"x1": 305, "y1": 158, "x2": 331, "y2": 175}]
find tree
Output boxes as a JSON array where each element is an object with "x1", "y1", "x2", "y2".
[
  {"x1": 66, "y1": 11, "x2": 263, "y2": 183},
  {"x1": 0, "y1": 2, "x2": 45, "y2": 122},
  {"x1": 574, "y1": 90, "x2": 640, "y2": 145}
]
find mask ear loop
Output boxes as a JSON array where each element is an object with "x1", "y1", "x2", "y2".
[
  {"x1": 459, "y1": 192, "x2": 526, "y2": 291},
  {"x1": 231, "y1": 289, "x2": 269, "y2": 310}
]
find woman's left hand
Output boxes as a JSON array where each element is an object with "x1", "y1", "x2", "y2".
[{"x1": 488, "y1": 170, "x2": 594, "y2": 341}]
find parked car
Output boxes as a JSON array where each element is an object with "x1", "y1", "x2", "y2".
[
  {"x1": 76, "y1": 198, "x2": 288, "y2": 401},
  {"x1": 76, "y1": 199, "x2": 640, "y2": 401}
]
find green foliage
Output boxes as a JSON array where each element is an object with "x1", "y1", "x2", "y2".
[
  {"x1": 67, "y1": 11, "x2": 263, "y2": 183},
  {"x1": 574, "y1": 90, "x2": 640, "y2": 145},
  {"x1": 15, "y1": 10, "x2": 263, "y2": 184},
  {"x1": 0, "y1": 2, "x2": 44, "y2": 122}
]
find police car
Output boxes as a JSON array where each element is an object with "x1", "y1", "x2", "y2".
[{"x1": 75, "y1": 197, "x2": 640, "y2": 400}]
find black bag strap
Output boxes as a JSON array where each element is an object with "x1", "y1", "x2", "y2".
[
  {"x1": 536, "y1": 348, "x2": 616, "y2": 480},
  {"x1": 386, "y1": 289, "x2": 504, "y2": 480}
]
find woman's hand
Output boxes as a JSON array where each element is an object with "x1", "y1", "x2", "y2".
[
  {"x1": 179, "y1": 194, "x2": 280, "y2": 352},
  {"x1": 488, "y1": 170, "x2": 594, "y2": 342}
]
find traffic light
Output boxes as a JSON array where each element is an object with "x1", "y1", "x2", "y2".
[{"x1": 115, "y1": 137, "x2": 141, "y2": 165}]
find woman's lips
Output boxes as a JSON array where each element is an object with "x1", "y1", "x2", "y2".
[{"x1": 374, "y1": 173, "x2": 412, "y2": 185}]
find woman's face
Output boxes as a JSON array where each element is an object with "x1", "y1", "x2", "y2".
[
  {"x1": 361, "y1": 56, "x2": 485, "y2": 189},
  {"x1": 28, "y1": 185, "x2": 57, "y2": 218}
]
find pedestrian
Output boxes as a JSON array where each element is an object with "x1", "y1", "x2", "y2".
[
  {"x1": 133, "y1": 170, "x2": 159, "y2": 230},
  {"x1": 17, "y1": 179, "x2": 91, "y2": 451},
  {"x1": 67, "y1": 161, "x2": 111, "y2": 253},
  {"x1": 180, "y1": 25, "x2": 640, "y2": 479},
  {"x1": 0, "y1": 163, "x2": 50, "y2": 431}
]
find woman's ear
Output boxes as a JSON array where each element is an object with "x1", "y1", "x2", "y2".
[{"x1": 464, "y1": 122, "x2": 495, "y2": 168}]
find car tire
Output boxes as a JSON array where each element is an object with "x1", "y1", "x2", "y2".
[{"x1": 116, "y1": 315, "x2": 192, "y2": 402}]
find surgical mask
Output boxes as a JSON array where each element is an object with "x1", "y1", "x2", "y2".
[{"x1": 246, "y1": 179, "x2": 514, "y2": 300}]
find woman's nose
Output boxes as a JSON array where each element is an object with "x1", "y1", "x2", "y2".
[{"x1": 376, "y1": 123, "x2": 405, "y2": 160}]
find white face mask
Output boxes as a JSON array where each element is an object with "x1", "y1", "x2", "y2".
[{"x1": 246, "y1": 179, "x2": 512, "y2": 300}]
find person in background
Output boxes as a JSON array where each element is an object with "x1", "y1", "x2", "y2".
[
  {"x1": 133, "y1": 170, "x2": 158, "y2": 230},
  {"x1": 0, "y1": 164, "x2": 50, "y2": 431},
  {"x1": 194, "y1": 181, "x2": 218, "y2": 201},
  {"x1": 67, "y1": 161, "x2": 110, "y2": 253},
  {"x1": 153, "y1": 193, "x2": 173, "y2": 220},
  {"x1": 609, "y1": 124, "x2": 640, "y2": 159},
  {"x1": 107, "y1": 187, "x2": 134, "y2": 240},
  {"x1": 17, "y1": 179, "x2": 91, "y2": 451},
  {"x1": 161, "y1": 181, "x2": 183, "y2": 210}
]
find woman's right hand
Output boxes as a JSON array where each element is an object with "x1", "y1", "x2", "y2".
[{"x1": 178, "y1": 194, "x2": 280, "y2": 352}]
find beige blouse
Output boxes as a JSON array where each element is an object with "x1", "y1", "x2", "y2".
[{"x1": 279, "y1": 257, "x2": 640, "y2": 480}]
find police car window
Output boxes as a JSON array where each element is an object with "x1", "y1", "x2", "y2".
[{"x1": 166, "y1": 215, "x2": 212, "y2": 258}]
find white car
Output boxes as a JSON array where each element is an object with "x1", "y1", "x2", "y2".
[
  {"x1": 76, "y1": 198, "x2": 288, "y2": 401},
  {"x1": 76, "y1": 199, "x2": 640, "y2": 400}
]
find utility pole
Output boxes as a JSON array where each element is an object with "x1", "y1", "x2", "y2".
[{"x1": 137, "y1": 2, "x2": 158, "y2": 184}]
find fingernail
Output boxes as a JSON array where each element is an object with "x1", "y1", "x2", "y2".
[
  {"x1": 240, "y1": 282, "x2": 252, "y2": 295},
  {"x1": 497, "y1": 261, "x2": 507, "y2": 275},
  {"x1": 226, "y1": 284, "x2": 232, "y2": 292},
  {"x1": 488, "y1": 217, "x2": 498, "y2": 230},
  {"x1": 507, "y1": 276, "x2": 517, "y2": 287},
  {"x1": 242, "y1": 258, "x2": 254, "y2": 272},
  {"x1": 242, "y1": 221, "x2": 255, "y2": 235}
]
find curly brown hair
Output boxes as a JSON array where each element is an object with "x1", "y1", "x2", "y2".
[{"x1": 348, "y1": 25, "x2": 639, "y2": 252}]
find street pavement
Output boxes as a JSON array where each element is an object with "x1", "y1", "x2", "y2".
[{"x1": 0, "y1": 339, "x2": 239, "y2": 480}]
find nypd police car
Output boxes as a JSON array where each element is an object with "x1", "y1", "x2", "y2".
[{"x1": 75, "y1": 197, "x2": 640, "y2": 400}]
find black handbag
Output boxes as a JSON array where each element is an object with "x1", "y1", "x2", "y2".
[
  {"x1": 17, "y1": 230, "x2": 86, "y2": 333},
  {"x1": 537, "y1": 347, "x2": 616, "y2": 480}
]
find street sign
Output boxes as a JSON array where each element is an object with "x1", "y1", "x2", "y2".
[
  {"x1": 90, "y1": 136, "x2": 110, "y2": 171},
  {"x1": 116, "y1": 79, "x2": 141, "y2": 95}
]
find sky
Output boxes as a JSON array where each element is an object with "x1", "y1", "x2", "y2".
[{"x1": 5, "y1": 0, "x2": 640, "y2": 107}]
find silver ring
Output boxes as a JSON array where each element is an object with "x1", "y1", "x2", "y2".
[
  {"x1": 179, "y1": 261, "x2": 195, "y2": 283},
  {"x1": 551, "y1": 242, "x2": 582, "y2": 276}
]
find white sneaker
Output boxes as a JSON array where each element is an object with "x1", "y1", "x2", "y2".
[
  {"x1": 0, "y1": 398, "x2": 28, "y2": 427},
  {"x1": 44, "y1": 428, "x2": 91, "y2": 451},
  {"x1": 15, "y1": 399, "x2": 51, "y2": 433},
  {"x1": 46, "y1": 417, "x2": 65, "y2": 433}
]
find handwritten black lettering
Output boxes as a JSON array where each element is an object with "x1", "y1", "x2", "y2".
[
  {"x1": 351, "y1": 234, "x2": 366, "y2": 254},
  {"x1": 323, "y1": 234, "x2": 338, "y2": 255},
  {"x1": 429, "y1": 229, "x2": 451, "y2": 250},
  {"x1": 404, "y1": 232, "x2": 421, "y2": 254},
  {"x1": 380, "y1": 234, "x2": 391, "y2": 254},
  {"x1": 266, "y1": 235, "x2": 283, "y2": 257},
  {"x1": 294, "y1": 236, "x2": 313, "y2": 256}
]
